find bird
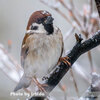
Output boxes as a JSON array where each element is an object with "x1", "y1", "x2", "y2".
[{"x1": 14, "y1": 10, "x2": 70, "y2": 92}]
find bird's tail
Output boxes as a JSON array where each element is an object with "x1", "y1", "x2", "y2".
[{"x1": 14, "y1": 74, "x2": 31, "y2": 92}]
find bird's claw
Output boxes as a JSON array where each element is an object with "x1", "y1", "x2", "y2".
[
  {"x1": 32, "y1": 77, "x2": 48, "y2": 93},
  {"x1": 59, "y1": 56, "x2": 71, "y2": 66}
]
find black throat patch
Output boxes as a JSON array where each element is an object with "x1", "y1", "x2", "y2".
[{"x1": 43, "y1": 24, "x2": 54, "y2": 35}]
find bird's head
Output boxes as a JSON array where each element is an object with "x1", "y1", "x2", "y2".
[{"x1": 26, "y1": 10, "x2": 54, "y2": 35}]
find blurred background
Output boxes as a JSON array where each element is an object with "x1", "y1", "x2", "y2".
[{"x1": 0, "y1": 0, "x2": 100, "y2": 100}]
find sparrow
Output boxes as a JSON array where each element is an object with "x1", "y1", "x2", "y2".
[{"x1": 14, "y1": 10, "x2": 70, "y2": 92}]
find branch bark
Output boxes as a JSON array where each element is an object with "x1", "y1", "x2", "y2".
[{"x1": 29, "y1": 30, "x2": 100, "y2": 100}]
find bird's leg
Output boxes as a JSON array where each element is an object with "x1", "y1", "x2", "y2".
[
  {"x1": 32, "y1": 77, "x2": 47, "y2": 93},
  {"x1": 59, "y1": 56, "x2": 71, "y2": 66},
  {"x1": 23, "y1": 88, "x2": 31, "y2": 94}
]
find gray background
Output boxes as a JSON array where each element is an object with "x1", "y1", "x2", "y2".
[{"x1": 0, "y1": 0, "x2": 100, "y2": 100}]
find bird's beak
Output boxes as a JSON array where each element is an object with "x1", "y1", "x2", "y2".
[
  {"x1": 44, "y1": 16, "x2": 54, "y2": 24},
  {"x1": 26, "y1": 30, "x2": 34, "y2": 34},
  {"x1": 26, "y1": 30, "x2": 32, "y2": 33}
]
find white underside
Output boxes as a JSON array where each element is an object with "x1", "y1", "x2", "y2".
[{"x1": 24, "y1": 27, "x2": 63, "y2": 78}]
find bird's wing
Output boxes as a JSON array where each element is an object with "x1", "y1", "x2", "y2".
[{"x1": 21, "y1": 34, "x2": 30, "y2": 68}]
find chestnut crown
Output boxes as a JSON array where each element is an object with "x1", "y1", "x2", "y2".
[{"x1": 26, "y1": 10, "x2": 54, "y2": 34}]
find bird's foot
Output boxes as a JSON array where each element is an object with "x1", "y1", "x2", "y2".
[
  {"x1": 59, "y1": 56, "x2": 71, "y2": 66},
  {"x1": 32, "y1": 77, "x2": 48, "y2": 93}
]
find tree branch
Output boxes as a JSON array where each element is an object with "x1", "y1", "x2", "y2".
[{"x1": 29, "y1": 30, "x2": 100, "y2": 100}]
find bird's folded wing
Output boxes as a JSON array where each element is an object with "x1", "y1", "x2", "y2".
[{"x1": 21, "y1": 33, "x2": 30, "y2": 67}]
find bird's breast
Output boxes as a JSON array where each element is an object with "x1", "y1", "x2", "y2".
[{"x1": 24, "y1": 31, "x2": 63, "y2": 78}]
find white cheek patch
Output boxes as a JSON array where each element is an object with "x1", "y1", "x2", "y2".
[
  {"x1": 32, "y1": 23, "x2": 39, "y2": 27},
  {"x1": 34, "y1": 23, "x2": 47, "y2": 34},
  {"x1": 26, "y1": 23, "x2": 47, "y2": 34}
]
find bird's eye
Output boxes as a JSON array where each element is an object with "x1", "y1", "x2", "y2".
[{"x1": 31, "y1": 26, "x2": 38, "y2": 30}]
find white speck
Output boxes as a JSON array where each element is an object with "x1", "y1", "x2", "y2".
[
  {"x1": 91, "y1": 12, "x2": 99, "y2": 18},
  {"x1": 95, "y1": 39, "x2": 97, "y2": 42},
  {"x1": 92, "y1": 72, "x2": 99, "y2": 78},
  {"x1": 42, "y1": 11, "x2": 49, "y2": 15}
]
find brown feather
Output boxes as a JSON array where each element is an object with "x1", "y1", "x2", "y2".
[
  {"x1": 21, "y1": 34, "x2": 30, "y2": 67},
  {"x1": 27, "y1": 10, "x2": 51, "y2": 30}
]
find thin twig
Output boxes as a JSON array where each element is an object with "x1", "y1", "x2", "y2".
[
  {"x1": 70, "y1": 69, "x2": 79, "y2": 97},
  {"x1": 58, "y1": 0, "x2": 82, "y2": 27},
  {"x1": 87, "y1": 51, "x2": 94, "y2": 72},
  {"x1": 58, "y1": 82, "x2": 67, "y2": 100}
]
